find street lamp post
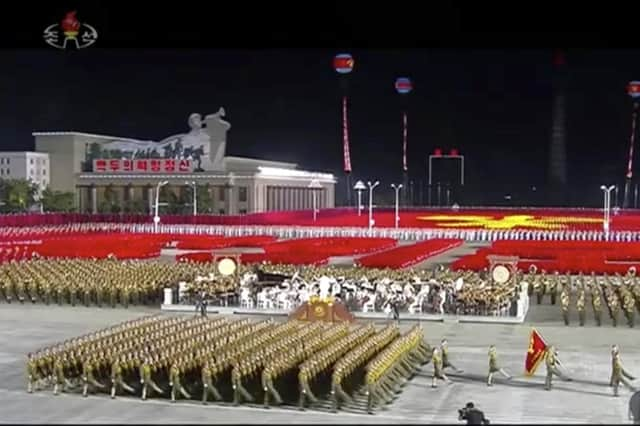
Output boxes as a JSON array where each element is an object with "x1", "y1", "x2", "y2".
[
  {"x1": 186, "y1": 181, "x2": 197, "y2": 216},
  {"x1": 154, "y1": 180, "x2": 169, "y2": 233},
  {"x1": 353, "y1": 180, "x2": 366, "y2": 216},
  {"x1": 391, "y1": 183, "x2": 403, "y2": 229},
  {"x1": 601, "y1": 185, "x2": 615, "y2": 236},
  {"x1": 308, "y1": 179, "x2": 322, "y2": 222},
  {"x1": 367, "y1": 180, "x2": 380, "y2": 230}
]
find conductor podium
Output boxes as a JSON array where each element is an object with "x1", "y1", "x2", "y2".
[{"x1": 289, "y1": 296, "x2": 355, "y2": 323}]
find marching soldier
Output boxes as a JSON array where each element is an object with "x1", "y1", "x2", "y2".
[
  {"x1": 548, "y1": 273, "x2": 559, "y2": 305},
  {"x1": 560, "y1": 285, "x2": 570, "y2": 326},
  {"x1": 82, "y1": 355, "x2": 105, "y2": 397},
  {"x1": 109, "y1": 286, "x2": 117, "y2": 309},
  {"x1": 121, "y1": 285, "x2": 130, "y2": 309},
  {"x1": 56, "y1": 285, "x2": 65, "y2": 306},
  {"x1": 83, "y1": 285, "x2": 92, "y2": 307},
  {"x1": 609, "y1": 289, "x2": 620, "y2": 327},
  {"x1": 69, "y1": 283, "x2": 77, "y2": 307},
  {"x1": 169, "y1": 359, "x2": 191, "y2": 402},
  {"x1": 201, "y1": 360, "x2": 221, "y2": 404},
  {"x1": 440, "y1": 339, "x2": 463, "y2": 373},
  {"x1": 140, "y1": 357, "x2": 163, "y2": 400},
  {"x1": 576, "y1": 284, "x2": 586, "y2": 326},
  {"x1": 537, "y1": 272, "x2": 548, "y2": 305},
  {"x1": 26, "y1": 353, "x2": 39, "y2": 393},
  {"x1": 16, "y1": 280, "x2": 26, "y2": 304},
  {"x1": 431, "y1": 347, "x2": 451, "y2": 388},
  {"x1": 110, "y1": 355, "x2": 135, "y2": 399},
  {"x1": 591, "y1": 284, "x2": 602, "y2": 327},
  {"x1": 544, "y1": 345, "x2": 571, "y2": 390},
  {"x1": 623, "y1": 291, "x2": 636, "y2": 328},
  {"x1": 42, "y1": 281, "x2": 51, "y2": 305},
  {"x1": 53, "y1": 353, "x2": 69, "y2": 395},
  {"x1": 610, "y1": 345, "x2": 637, "y2": 397},
  {"x1": 95, "y1": 284, "x2": 103, "y2": 308},
  {"x1": 487, "y1": 345, "x2": 512, "y2": 386}
]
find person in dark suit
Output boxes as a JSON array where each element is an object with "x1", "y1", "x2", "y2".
[
  {"x1": 459, "y1": 402, "x2": 489, "y2": 425},
  {"x1": 630, "y1": 390, "x2": 640, "y2": 424}
]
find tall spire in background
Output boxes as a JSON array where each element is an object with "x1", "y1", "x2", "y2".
[{"x1": 548, "y1": 49, "x2": 568, "y2": 188}]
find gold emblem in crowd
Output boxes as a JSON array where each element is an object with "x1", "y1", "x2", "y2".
[
  {"x1": 416, "y1": 214, "x2": 602, "y2": 230},
  {"x1": 314, "y1": 305, "x2": 326, "y2": 317}
]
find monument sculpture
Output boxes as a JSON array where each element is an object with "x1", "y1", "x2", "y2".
[{"x1": 86, "y1": 109, "x2": 231, "y2": 171}]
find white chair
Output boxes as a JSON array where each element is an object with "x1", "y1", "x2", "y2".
[
  {"x1": 362, "y1": 292, "x2": 377, "y2": 313},
  {"x1": 240, "y1": 288, "x2": 254, "y2": 308},
  {"x1": 257, "y1": 290, "x2": 270, "y2": 309}
]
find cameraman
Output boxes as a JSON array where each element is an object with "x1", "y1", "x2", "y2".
[{"x1": 459, "y1": 402, "x2": 489, "y2": 425}]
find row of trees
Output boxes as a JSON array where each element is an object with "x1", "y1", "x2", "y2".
[
  {"x1": 0, "y1": 179, "x2": 75, "y2": 213},
  {"x1": 97, "y1": 184, "x2": 217, "y2": 214},
  {"x1": 0, "y1": 179, "x2": 223, "y2": 215}
]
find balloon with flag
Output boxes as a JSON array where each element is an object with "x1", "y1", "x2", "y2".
[
  {"x1": 525, "y1": 328, "x2": 548, "y2": 376},
  {"x1": 395, "y1": 77, "x2": 413, "y2": 204},
  {"x1": 334, "y1": 53, "x2": 355, "y2": 206},
  {"x1": 624, "y1": 81, "x2": 640, "y2": 207},
  {"x1": 395, "y1": 77, "x2": 413, "y2": 95},
  {"x1": 333, "y1": 53, "x2": 354, "y2": 75}
]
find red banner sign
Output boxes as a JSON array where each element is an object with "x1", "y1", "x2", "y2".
[
  {"x1": 524, "y1": 328, "x2": 548, "y2": 376},
  {"x1": 93, "y1": 159, "x2": 193, "y2": 173}
]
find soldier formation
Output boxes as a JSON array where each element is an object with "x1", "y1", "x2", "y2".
[
  {"x1": 526, "y1": 268, "x2": 640, "y2": 327},
  {"x1": 25, "y1": 315, "x2": 433, "y2": 413},
  {"x1": 0, "y1": 257, "x2": 226, "y2": 308},
  {"x1": 26, "y1": 313, "x2": 638, "y2": 420},
  {"x1": 3, "y1": 254, "x2": 639, "y2": 329}
]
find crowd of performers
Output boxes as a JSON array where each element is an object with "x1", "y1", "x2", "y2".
[
  {"x1": 185, "y1": 263, "x2": 523, "y2": 318},
  {"x1": 3, "y1": 222, "x2": 640, "y2": 243},
  {"x1": 3, "y1": 252, "x2": 640, "y2": 328}
]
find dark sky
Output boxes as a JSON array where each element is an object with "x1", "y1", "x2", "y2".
[{"x1": 1, "y1": 49, "x2": 638, "y2": 195}]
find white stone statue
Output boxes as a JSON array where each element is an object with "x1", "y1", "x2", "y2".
[
  {"x1": 318, "y1": 276, "x2": 332, "y2": 300},
  {"x1": 98, "y1": 109, "x2": 231, "y2": 171}
]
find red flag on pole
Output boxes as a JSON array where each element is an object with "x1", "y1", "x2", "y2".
[
  {"x1": 627, "y1": 107, "x2": 638, "y2": 179},
  {"x1": 402, "y1": 112, "x2": 408, "y2": 172},
  {"x1": 342, "y1": 95, "x2": 352, "y2": 173},
  {"x1": 525, "y1": 328, "x2": 548, "y2": 376}
]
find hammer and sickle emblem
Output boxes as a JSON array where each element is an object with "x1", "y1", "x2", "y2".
[{"x1": 528, "y1": 335, "x2": 535, "y2": 354}]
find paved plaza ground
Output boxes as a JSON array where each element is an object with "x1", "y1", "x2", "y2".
[{"x1": 1, "y1": 302, "x2": 638, "y2": 424}]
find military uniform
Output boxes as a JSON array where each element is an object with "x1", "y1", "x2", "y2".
[
  {"x1": 610, "y1": 346, "x2": 637, "y2": 397},
  {"x1": 440, "y1": 340, "x2": 463, "y2": 373},
  {"x1": 544, "y1": 346, "x2": 570, "y2": 390},
  {"x1": 561, "y1": 286, "x2": 570, "y2": 326},
  {"x1": 82, "y1": 357, "x2": 104, "y2": 397},
  {"x1": 537, "y1": 276, "x2": 547, "y2": 305},
  {"x1": 431, "y1": 348, "x2": 450, "y2": 388},
  {"x1": 140, "y1": 359, "x2": 163, "y2": 400},
  {"x1": 110, "y1": 358, "x2": 135, "y2": 398},
  {"x1": 591, "y1": 286, "x2": 602, "y2": 327},
  {"x1": 26, "y1": 354, "x2": 39, "y2": 393},
  {"x1": 609, "y1": 289, "x2": 620, "y2": 327},
  {"x1": 487, "y1": 345, "x2": 512, "y2": 386},
  {"x1": 548, "y1": 275, "x2": 558, "y2": 305},
  {"x1": 576, "y1": 286, "x2": 586, "y2": 326},
  {"x1": 623, "y1": 291, "x2": 636, "y2": 328},
  {"x1": 169, "y1": 362, "x2": 191, "y2": 402}
]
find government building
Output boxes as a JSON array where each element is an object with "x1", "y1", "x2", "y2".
[{"x1": 33, "y1": 109, "x2": 336, "y2": 214}]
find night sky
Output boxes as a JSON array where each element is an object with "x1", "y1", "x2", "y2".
[{"x1": 1, "y1": 2, "x2": 640, "y2": 206}]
